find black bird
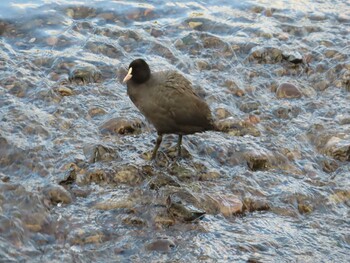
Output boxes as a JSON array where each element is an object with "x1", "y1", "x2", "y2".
[{"x1": 123, "y1": 59, "x2": 215, "y2": 160}]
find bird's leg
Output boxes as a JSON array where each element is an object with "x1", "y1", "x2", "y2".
[
  {"x1": 151, "y1": 134, "x2": 163, "y2": 160},
  {"x1": 177, "y1": 135, "x2": 183, "y2": 158}
]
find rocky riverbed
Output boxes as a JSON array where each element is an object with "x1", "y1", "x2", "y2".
[{"x1": 0, "y1": 0, "x2": 349, "y2": 262}]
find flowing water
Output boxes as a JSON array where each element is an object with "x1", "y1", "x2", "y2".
[{"x1": 0, "y1": 0, "x2": 349, "y2": 262}]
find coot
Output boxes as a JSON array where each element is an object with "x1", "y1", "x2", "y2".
[{"x1": 123, "y1": 59, "x2": 215, "y2": 159}]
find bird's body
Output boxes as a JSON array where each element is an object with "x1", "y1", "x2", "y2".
[{"x1": 123, "y1": 59, "x2": 215, "y2": 159}]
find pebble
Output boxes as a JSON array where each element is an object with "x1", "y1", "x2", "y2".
[
  {"x1": 42, "y1": 184, "x2": 72, "y2": 204},
  {"x1": 83, "y1": 144, "x2": 119, "y2": 163},
  {"x1": 243, "y1": 198, "x2": 270, "y2": 212},
  {"x1": 215, "y1": 108, "x2": 231, "y2": 119},
  {"x1": 88, "y1": 107, "x2": 107, "y2": 117},
  {"x1": 216, "y1": 118, "x2": 261, "y2": 137},
  {"x1": 99, "y1": 117, "x2": 143, "y2": 135},
  {"x1": 323, "y1": 136, "x2": 350, "y2": 161},
  {"x1": 215, "y1": 194, "x2": 243, "y2": 216},
  {"x1": 145, "y1": 237, "x2": 175, "y2": 252},
  {"x1": 276, "y1": 83, "x2": 303, "y2": 99},
  {"x1": 244, "y1": 149, "x2": 271, "y2": 171},
  {"x1": 113, "y1": 166, "x2": 143, "y2": 185},
  {"x1": 188, "y1": 21, "x2": 203, "y2": 29},
  {"x1": 57, "y1": 86, "x2": 73, "y2": 96}
]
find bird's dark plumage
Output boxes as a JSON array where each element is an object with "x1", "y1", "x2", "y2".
[{"x1": 123, "y1": 58, "x2": 215, "y2": 159}]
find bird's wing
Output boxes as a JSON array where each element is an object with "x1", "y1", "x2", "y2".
[{"x1": 152, "y1": 71, "x2": 213, "y2": 129}]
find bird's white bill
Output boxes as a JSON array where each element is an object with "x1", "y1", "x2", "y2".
[{"x1": 123, "y1": 67, "x2": 133, "y2": 82}]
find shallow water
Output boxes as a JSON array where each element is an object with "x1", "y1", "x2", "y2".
[{"x1": 1, "y1": 0, "x2": 350, "y2": 262}]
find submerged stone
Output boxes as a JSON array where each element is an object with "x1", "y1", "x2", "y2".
[
  {"x1": 212, "y1": 194, "x2": 243, "y2": 216},
  {"x1": 68, "y1": 64, "x2": 102, "y2": 84},
  {"x1": 244, "y1": 149, "x2": 272, "y2": 171},
  {"x1": 57, "y1": 86, "x2": 73, "y2": 96},
  {"x1": 83, "y1": 144, "x2": 119, "y2": 163},
  {"x1": 145, "y1": 237, "x2": 175, "y2": 252},
  {"x1": 166, "y1": 191, "x2": 206, "y2": 222},
  {"x1": 217, "y1": 118, "x2": 261, "y2": 137},
  {"x1": 42, "y1": 184, "x2": 72, "y2": 205},
  {"x1": 323, "y1": 136, "x2": 350, "y2": 162},
  {"x1": 99, "y1": 117, "x2": 143, "y2": 135},
  {"x1": 276, "y1": 83, "x2": 302, "y2": 99},
  {"x1": 243, "y1": 198, "x2": 270, "y2": 212}
]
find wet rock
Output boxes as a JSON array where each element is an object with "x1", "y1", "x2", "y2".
[
  {"x1": 85, "y1": 169, "x2": 108, "y2": 184},
  {"x1": 201, "y1": 35, "x2": 228, "y2": 50},
  {"x1": 184, "y1": 18, "x2": 233, "y2": 34},
  {"x1": 323, "y1": 136, "x2": 350, "y2": 162},
  {"x1": 70, "y1": 185, "x2": 89, "y2": 198},
  {"x1": 32, "y1": 233, "x2": 55, "y2": 246},
  {"x1": 151, "y1": 43, "x2": 176, "y2": 61},
  {"x1": 336, "y1": 115, "x2": 350, "y2": 125},
  {"x1": 0, "y1": 183, "x2": 50, "y2": 235},
  {"x1": 169, "y1": 164, "x2": 196, "y2": 181},
  {"x1": 122, "y1": 215, "x2": 146, "y2": 226},
  {"x1": 327, "y1": 50, "x2": 347, "y2": 62},
  {"x1": 85, "y1": 41, "x2": 122, "y2": 59},
  {"x1": 239, "y1": 100, "x2": 260, "y2": 113},
  {"x1": 68, "y1": 64, "x2": 102, "y2": 84},
  {"x1": 199, "y1": 171, "x2": 221, "y2": 181},
  {"x1": 247, "y1": 257, "x2": 264, "y2": 263},
  {"x1": 249, "y1": 46, "x2": 283, "y2": 64},
  {"x1": 5, "y1": 80, "x2": 30, "y2": 98},
  {"x1": 281, "y1": 24, "x2": 310, "y2": 36},
  {"x1": 96, "y1": 12, "x2": 118, "y2": 22},
  {"x1": 56, "y1": 86, "x2": 73, "y2": 96},
  {"x1": 328, "y1": 190, "x2": 350, "y2": 204},
  {"x1": 59, "y1": 167, "x2": 77, "y2": 186},
  {"x1": 0, "y1": 172, "x2": 10, "y2": 182},
  {"x1": 298, "y1": 202, "x2": 313, "y2": 214},
  {"x1": 88, "y1": 107, "x2": 107, "y2": 118},
  {"x1": 314, "y1": 80, "x2": 329, "y2": 91},
  {"x1": 125, "y1": 7, "x2": 156, "y2": 21},
  {"x1": 282, "y1": 50, "x2": 303, "y2": 64},
  {"x1": 83, "y1": 144, "x2": 119, "y2": 163},
  {"x1": 272, "y1": 105, "x2": 301, "y2": 119},
  {"x1": 215, "y1": 108, "x2": 231, "y2": 120},
  {"x1": 188, "y1": 21, "x2": 203, "y2": 29},
  {"x1": 0, "y1": 22, "x2": 7, "y2": 35},
  {"x1": 320, "y1": 158, "x2": 339, "y2": 173},
  {"x1": 65, "y1": 6, "x2": 96, "y2": 19},
  {"x1": 244, "y1": 149, "x2": 272, "y2": 171},
  {"x1": 145, "y1": 237, "x2": 175, "y2": 252},
  {"x1": 149, "y1": 27, "x2": 163, "y2": 38},
  {"x1": 149, "y1": 174, "x2": 181, "y2": 190},
  {"x1": 309, "y1": 12, "x2": 327, "y2": 21},
  {"x1": 113, "y1": 166, "x2": 143, "y2": 185},
  {"x1": 276, "y1": 83, "x2": 302, "y2": 99},
  {"x1": 264, "y1": 8, "x2": 273, "y2": 17},
  {"x1": 166, "y1": 192, "x2": 206, "y2": 222},
  {"x1": 243, "y1": 198, "x2": 270, "y2": 212},
  {"x1": 99, "y1": 117, "x2": 143, "y2": 135},
  {"x1": 340, "y1": 69, "x2": 350, "y2": 91},
  {"x1": 250, "y1": 6, "x2": 265, "y2": 13},
  {"x1": 337, "y1": 14, "x2": 350, "y2": 23},
  {"x1": 224, "y1": 80, "x2": 245, "y2": 96},
  {"x1": 213, "y1": 194, "x2": 243, "y2": 216},
  {"x1": 42, "y1": 184, "x2": 72, "y2": 204},
  {"x1": 94, "y1": 198, "x2": 134, "y2": 210},
  {"x1": 272, "y1": 105, "x2": 291, "y2": 119},
  {"x1": 154, "y1": 214, "x2": 175, "y2": 227},
  {"x1": 247, "y1": 114, "x2": 261, "y2": 124},
  {"x1": 216, "y1": 118, "x2": 261, "y2": 137},
  {"x1": 196, "y1": 59, "x2": 210, "y2": 70},
  {"x1": 68, "y1": 229, "x2": 106, "y2": 245}
]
